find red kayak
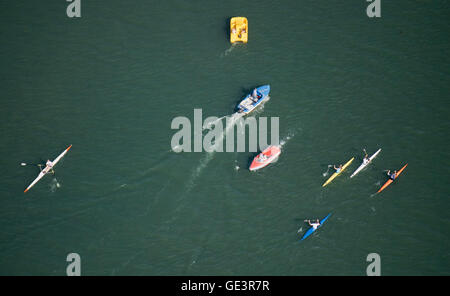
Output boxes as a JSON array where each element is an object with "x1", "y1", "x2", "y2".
[
  {"x1": 249, "y1": 145, "x2": 281, "y2": 171},
  {"x1": 377, "y1": 163, "x2": 408, "y2": 193}
]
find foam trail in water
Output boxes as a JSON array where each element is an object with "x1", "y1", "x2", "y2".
[
  {"x1": 202, "y1": 115, "x2": 227, "y2": 130},
  {"x1": 49, "y1": 178, "x2": 60, "y2": 192},
  {"x1": 186, "y1": 112, "x2": 243, "y2": 191},
  {"x1": 279, "y1": 130, "x2": 295, "y2": 148},
  {"x1": 234, "y1": 159, "x2": 240, "y2": 171},
  {"x1": 221, "y1": 44, "x2": 236, "y2": 57},
  {"x1": 185, "y1": 152, "x2": 215, "y2": 191}
]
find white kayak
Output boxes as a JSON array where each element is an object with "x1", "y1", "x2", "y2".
[
  {"x1": 24, "y1": 145, "x2": 72, "y2": 193},
  {"x1": 349, "y1": 148, "x2": 381, "y2": 178}
]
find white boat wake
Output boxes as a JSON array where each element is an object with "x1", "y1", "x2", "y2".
[
  {"x1": 170, "y1": 145, "x2": 181, "y2": 152},
  {"x1": 221, "y1": 44, "x2": 236, "y2": 57},
  {"x1": 279, "y1": 130, "x2": 295, "y2": 148},
  {"x1": 202, "y1": 115, "x2": 227, "y2": 130},
  {"x1": 49, "y1": 178, "x2": 61, "y2": 192},
  {"x1": 187, "y1": 113, "x2": 243, "y2": 191},
  {"x1": 185, "y1": 152, "x2": 215, "y2": 192}
]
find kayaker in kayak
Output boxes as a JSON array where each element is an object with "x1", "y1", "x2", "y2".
[
  {"x1": 306, "y1": 219, "x2": 321, "y2": 230},
  {"x1": 387, "y1": 170, "x2": 397, "y2": 180},
  {"x1": 359, "y1": 148, "x2": 370, "y2": 165},
  {"x1": 42, "y1": 160, "x2": 55, "y2": 174},
  {"x1": 333, "y1": 164, "x2": 343, "y2": 173},
  {"x1": 362, "y1": 151, "x2": 370, "y2": 165}
]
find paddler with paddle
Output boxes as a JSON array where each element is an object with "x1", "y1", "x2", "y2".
[
  {"x1": 34, "y1": 160, "x2": 55, "y2": 175},
  {"x1": 22, "y1": 145, "x2": 72, "y2": 193},
  {"x1": 42, "y1": 160, "x2": 55, "y2": 175},
  {"x1": 362, "y1": 149, "x2": 370, "y2": 165},
  {"x1": 305, "y1": 219, "x2": 321, "y2": 230},
  {"x1": 386, "y1": 170, "x2": 397, "y2": 181},
  {"x1": 333, "y1": 164, "x2": 343, "y2": 173}
]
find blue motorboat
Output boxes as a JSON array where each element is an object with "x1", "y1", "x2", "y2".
[{"x1": 236, "y1": 85, "x2": 270, "y2": 115}]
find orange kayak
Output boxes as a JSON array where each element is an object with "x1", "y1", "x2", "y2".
[{"x1": 377, "y1": 163, "x2": 408, "y2": 193}]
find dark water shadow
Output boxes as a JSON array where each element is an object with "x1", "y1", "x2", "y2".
[{"x1": 224, "y1": 17, "x2": 231, "y2": 41}]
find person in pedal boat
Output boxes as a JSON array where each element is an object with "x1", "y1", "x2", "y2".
[
  {"x1": 307, "y1": 219, "x2": 321, "y2": 230},
  {"x1": 387, "y1": 170, "x2": 397, "y2": 180},
  {"x1": 259, "y1": 154, "x2": 268, "y2": 161},
  {"x1": 333, "y1": 164, "x2": 343, "y2": 173}
]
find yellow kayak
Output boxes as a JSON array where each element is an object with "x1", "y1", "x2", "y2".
[
  {"x1": 230, "y1": 17, "x2": 248, "y2": 43},
  {"x1": 322, "y1": 157, "x2": 354, "y2": 187}
]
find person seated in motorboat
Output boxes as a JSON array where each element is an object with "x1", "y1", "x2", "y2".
[
  {"x1": 333, "y1": 164, "x2": 343, "y2": 173},
  {"x1": 242, "y1": 28, "x2": 246, "y2": 34},
  {"x1": 306, "y1": 219, "x2": 321, "y2": 230},
  {"x1": 387, "y1": 170, "x2": 397, "y2": 180},
  {"x1": 252, "y1": 88, "x2": 259, "y2": 102},
  {"x1": 232, "y1": 27, "x2": 237, "y2": 34}
]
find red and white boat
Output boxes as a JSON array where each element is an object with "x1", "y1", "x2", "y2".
[{"x1": 249, "y1": 145, "x2": 281, "y2": 171}]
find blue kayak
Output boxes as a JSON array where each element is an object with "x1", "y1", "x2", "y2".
[
  {"x1": 236, "y1": 85, "x2": 270, "y2": 115},
  {"x1": 300, "y1": 213, "x2": 332, "y2": 241}
]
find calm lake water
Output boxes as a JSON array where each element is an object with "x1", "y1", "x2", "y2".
[{"x1": 0, "y1": 0, "x2": 449, "y2": 275}]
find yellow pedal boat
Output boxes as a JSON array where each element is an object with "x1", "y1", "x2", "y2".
[{"x1": 230, "y1": 17, "x2": 248, "y2": 43}]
